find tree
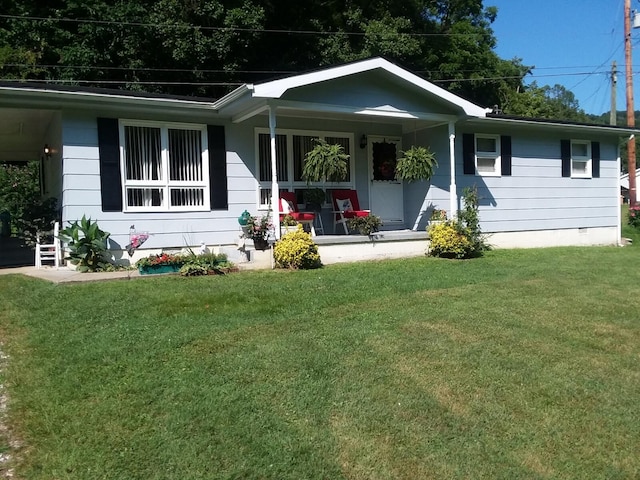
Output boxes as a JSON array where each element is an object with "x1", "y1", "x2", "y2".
[
  {"x1": 503, "y1": 82, "x2": 589, "y2": 122},
  {"x1": 0, "y1": 0, "x2": 530, "y2": 106}
]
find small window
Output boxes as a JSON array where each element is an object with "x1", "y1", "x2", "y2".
[
  {"x1": 475, "y1": 134, "x2": 501, "y2": 176},
  {"x1": 571, "y1": 140, "x2": 591, "y2": 178},
  {"x1": 121, "y1": 121, "x2": 209, "y2": 212}
]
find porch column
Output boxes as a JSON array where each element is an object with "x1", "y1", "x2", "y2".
[
  {"x1": 268, "y1": 106, "x2": 280, "y2": 240},
  {"x1": 448, "y1": 121, "x2": 457, "y2": 218}
]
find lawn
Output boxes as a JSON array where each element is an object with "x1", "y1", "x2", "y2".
[{"x1": 0, "y1": 243, "x2": 639, "y2": 479}]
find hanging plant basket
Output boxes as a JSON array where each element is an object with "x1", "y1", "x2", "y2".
[{"x1": 395, "y1": 146, "x2": 438, "y2": 183}]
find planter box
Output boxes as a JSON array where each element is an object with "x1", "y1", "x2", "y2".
[{"x1": 138, "y1": 264, "x2": 182, "y2": 275}]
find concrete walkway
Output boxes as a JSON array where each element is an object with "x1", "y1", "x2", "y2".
[{"x1": 0, "y1": 266, "x2": 143, "y2": 284}]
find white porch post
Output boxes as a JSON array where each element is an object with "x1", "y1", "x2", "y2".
[
  {"x1": 448, "y1": 121, "x2": 457, "y2": 218},
  {"x1": 269, "y1": 106, "x2": 280, "y2": 240}
]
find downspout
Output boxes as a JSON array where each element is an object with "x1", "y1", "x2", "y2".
[
  {"x1": 269, "y1": 105, "x2": 280, "y2": 240},
  {"x1": 448, "y1": 121, "x2": 457, "y2": 218}
]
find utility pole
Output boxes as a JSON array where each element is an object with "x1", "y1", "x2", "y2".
[
  {"x1": 625, "y1": 0, "x2": 637, "y2": 207},
  {"x1": 611, "y1": 61, "x2": 617, "y2": 126}
]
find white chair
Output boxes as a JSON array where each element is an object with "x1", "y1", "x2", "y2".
[{"x1": 35, "y1": 221, "x2": 61, "y2": 269}]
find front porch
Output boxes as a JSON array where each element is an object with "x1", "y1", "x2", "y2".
[{"x1": 244, "y1": 229, "x2": 429, "y2": 269}]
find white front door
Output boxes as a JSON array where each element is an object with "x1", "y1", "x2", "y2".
[{"x1": 369, "y1": 136, "x2": 403, "y2": 225}]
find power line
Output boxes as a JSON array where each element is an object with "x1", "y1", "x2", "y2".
[{"x1": 0, "y1": 14, "x2": 482, "y2": 37}]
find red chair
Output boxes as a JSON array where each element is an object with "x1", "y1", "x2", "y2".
[
  {"x1": 279, "y1": 191, "x2": 316, "y2": 236},
  {"x1": 331, "y1": 189, "x2": 370, "y2": 234}
]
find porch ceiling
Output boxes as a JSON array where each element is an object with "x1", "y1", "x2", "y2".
[
  {"x1": 248, "y1": 105, "x2": 451, "y2": 134},
  {"x1": 0, "y1": 108, "x2": 56, "y2": 163}
]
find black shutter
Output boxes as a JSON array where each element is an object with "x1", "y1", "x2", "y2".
[
  {"x1": 208, "y1": 125, "x2": 227, "y2": 210},
  {"x1": 500, "y1": 135, "x2": 512, "y2": 176},
  {"x1": 591, "y1": 141, "x2": 600, "y2": 178},
  {"x1": 561, "y1": 139, "x2": 571, "y2": 178},
  {"x1": 97, "y1": 118, "x2": 122, "y2": 212},
  {"x1": 463, "y1": 133, "x2": 475, "y2": 175}
]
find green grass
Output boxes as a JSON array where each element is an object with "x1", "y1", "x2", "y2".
[
  {"x1": 622, "y1": 203, "x2": 640, "y2": 244},
  {"x1": 1, "y1": 243, "x2": 640, "y2": 479}
]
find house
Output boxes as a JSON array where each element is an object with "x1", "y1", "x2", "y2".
[
  {"x1": 621, "y1": 168, "x2": 640, "y2": 203},
  {"x1": 0, "y1": 57, "x2": 637, "y2": 266}
]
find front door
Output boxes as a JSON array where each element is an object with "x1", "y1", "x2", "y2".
[{"x1": 369, "y1": 136, "x2": 403, "y2": 225}]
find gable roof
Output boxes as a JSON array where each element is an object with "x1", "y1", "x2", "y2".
[
  {"x1": 213, "y1": 57, "x2": 490, "y2": 119},
  {"x1": 621, "y1": 168, "x2": 640, "y2": 188}
]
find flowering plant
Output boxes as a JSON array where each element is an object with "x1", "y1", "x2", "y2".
[
  {"x1": 430, "y1": 209, "x2": 448, "y2": 221},
  {"x1": 244, "y1": 213, "x2": 273, "y2": 240},
  {"x1": 629, "y1": 205, "x2": 640, "y2": 229},
  {"x1": 135, "y1": 252, "x2": 186, "y2": 268}
]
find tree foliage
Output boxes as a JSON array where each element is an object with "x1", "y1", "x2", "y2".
[{"x1": 0, "y1": 0, "x2": 534, "y2": 107}]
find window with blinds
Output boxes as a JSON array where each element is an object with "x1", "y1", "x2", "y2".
[
  {"x1": 121, "y1": 122, "x2": 209, "y2": 211},
  {"x1": 255, "y1": 129, "x2": 354, "y2": 208}
]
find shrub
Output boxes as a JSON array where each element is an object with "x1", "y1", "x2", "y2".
[
  {"x1": 347, "y1": 214, "x2": 382, "y2": 235},
  {"x1": 629, "y1": 205, "x2": 640, "y2": 229},
  {"x1": 58, "y1": 215, "x2": 113, "y2": 272},
  {"x1": 427, "y1": 187, "x2": 489, "y2": 259},
  {"x1": 427, "y1": 221, "x2": 473, "y2": 259},
  {"x1": 179, "y1": 263, "x2": 208, "y2": 276},
  {"x1": 0, "y1": 160, "x2": 58, "y2": 245},
  {"x1": 273, "y1": 226, "x2": 322, "y2": 269}
]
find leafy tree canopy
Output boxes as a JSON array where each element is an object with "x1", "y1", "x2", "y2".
[{"x1": 0, "y1": 0, "x2": 590, "y2": 122}]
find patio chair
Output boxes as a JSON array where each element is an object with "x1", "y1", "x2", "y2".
[
  {"x1": 35, "y1": 221, "x2": 61, "y2": 269},
  {"x1": 279, "y1": 191, "x2": 316, "y2": 236},
  {"x1": 331, "y1": 189, "x2": 370, "y2": 234}
]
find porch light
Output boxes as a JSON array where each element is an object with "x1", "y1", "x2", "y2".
[
  {"x1": 43, "y1": 144, "x2": 51, "y2": 158},
  {"x1": 360, "y1": 134, "x2": 367, "y2": 149}
]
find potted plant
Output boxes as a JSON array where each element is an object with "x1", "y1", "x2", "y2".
[
  {"x1": 281, "y1": 214, "x2": 298, "y2": 234},
  {"x1": 347, "y1": 214, "x2": 383, "y2": 236},
  {"x1": 243, "y1": 212, "x2": 273, "y2": 250},
  {"x1": 430, "y1": 208, "x2": 447, "y2": 225},
  {"x1": 302, "y1": 139, "x2": 349, "y2": 184},
  {"x1": 394, "y1": 145, "x2": 437, "y2": 183},
  {"x1": 302, "y1": 188, "x2": 326, "y2": 212},
  {"x1": 136, "y1": 252, "x2": 186, "y2": 275}
]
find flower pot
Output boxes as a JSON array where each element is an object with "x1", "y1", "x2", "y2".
[
  {"x1": 138, "y1": 264, "x2": 181, "y2": 275},
  {"x1": 252, "y1": 237, "x2": 269, "y2": 251}
]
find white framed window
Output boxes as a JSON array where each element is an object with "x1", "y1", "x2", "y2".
[
  {"x1": 120, "y1": 120, "x2": 209, "y2": 212},
  {"x1": 570, "y1": 140, "x2": 592, "y2": 178},
  {"x1": 475, "y1": 134, "x2": 501, "y2": 176},
  {"x1": 255, "y1": 128, "x2": 354, "y2": 208}
]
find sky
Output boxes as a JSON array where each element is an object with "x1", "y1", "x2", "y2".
[{"x1": 489, "y1": 0, "x2": 634, "y2": 115}]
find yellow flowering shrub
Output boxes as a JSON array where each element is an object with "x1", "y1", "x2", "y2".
[
  {"x1": 427, "y1": 221, "x2": 472, "y2": 259},
  {"x1": 273, "y1": 225, "x2": 322, "y2": 269}
]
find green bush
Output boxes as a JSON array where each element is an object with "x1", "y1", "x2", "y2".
[
  {"x1": 347, "y1": 214, "x2": 382, "y2": 235},
  {"x1": 427, "y1": 221, "x2": 473, "y2": 259},
  {"x1": 0, "y1": 160, "x2": 58, "y2": 245},
  {"x1": 427, "y1": 187, "x2": 489, "y2": 259},
  {"x1": 273, "y1": 226, "x2": 322, "y2": 269},
  {"x1": 58, "y1": 215, "x2": 112, "y2": 272},
  {"x1": 179, "y1": 263, "x2": 208, "y2": 276}
]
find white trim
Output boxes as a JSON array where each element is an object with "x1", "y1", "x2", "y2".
[
  {"x1": 119, "y1": 119, "x2": 210, "y2": 213},
  {"x1": 254, "y1": 127, "x2": 356, "y2": 209},
  {"x1": 248, "y1": 58, "x2": 487, "y2": 117},
  {"x1": 570, "y1": 139, "x2": 592, "y2": 179},
  {"x1": 448, "y1": 121, "x2": 457, "y2": 219},
  {"x1": 475, "y1": 134, "x2": 501, "y2": 177}
]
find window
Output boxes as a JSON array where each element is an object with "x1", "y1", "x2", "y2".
[
  {"x1": 570, "y1": 140, "x2": 591, "y2": 178},
  {"x1": 120, "y1": 121, "x2": 209, "y2": 212},
  {"x1": 256, "y1": 128, "x2": 354, "y2": 208},
  {"x1": 475, "y1": 134, "x2": 501, "y2": 176}
]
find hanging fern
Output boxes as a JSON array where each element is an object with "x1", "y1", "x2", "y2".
[
  {"x1": 395, "y1": 145, "x2": 438, "y2": 182},
  {"x1": 301, "y1": 139, "x2": 349, "y2": 183}
]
